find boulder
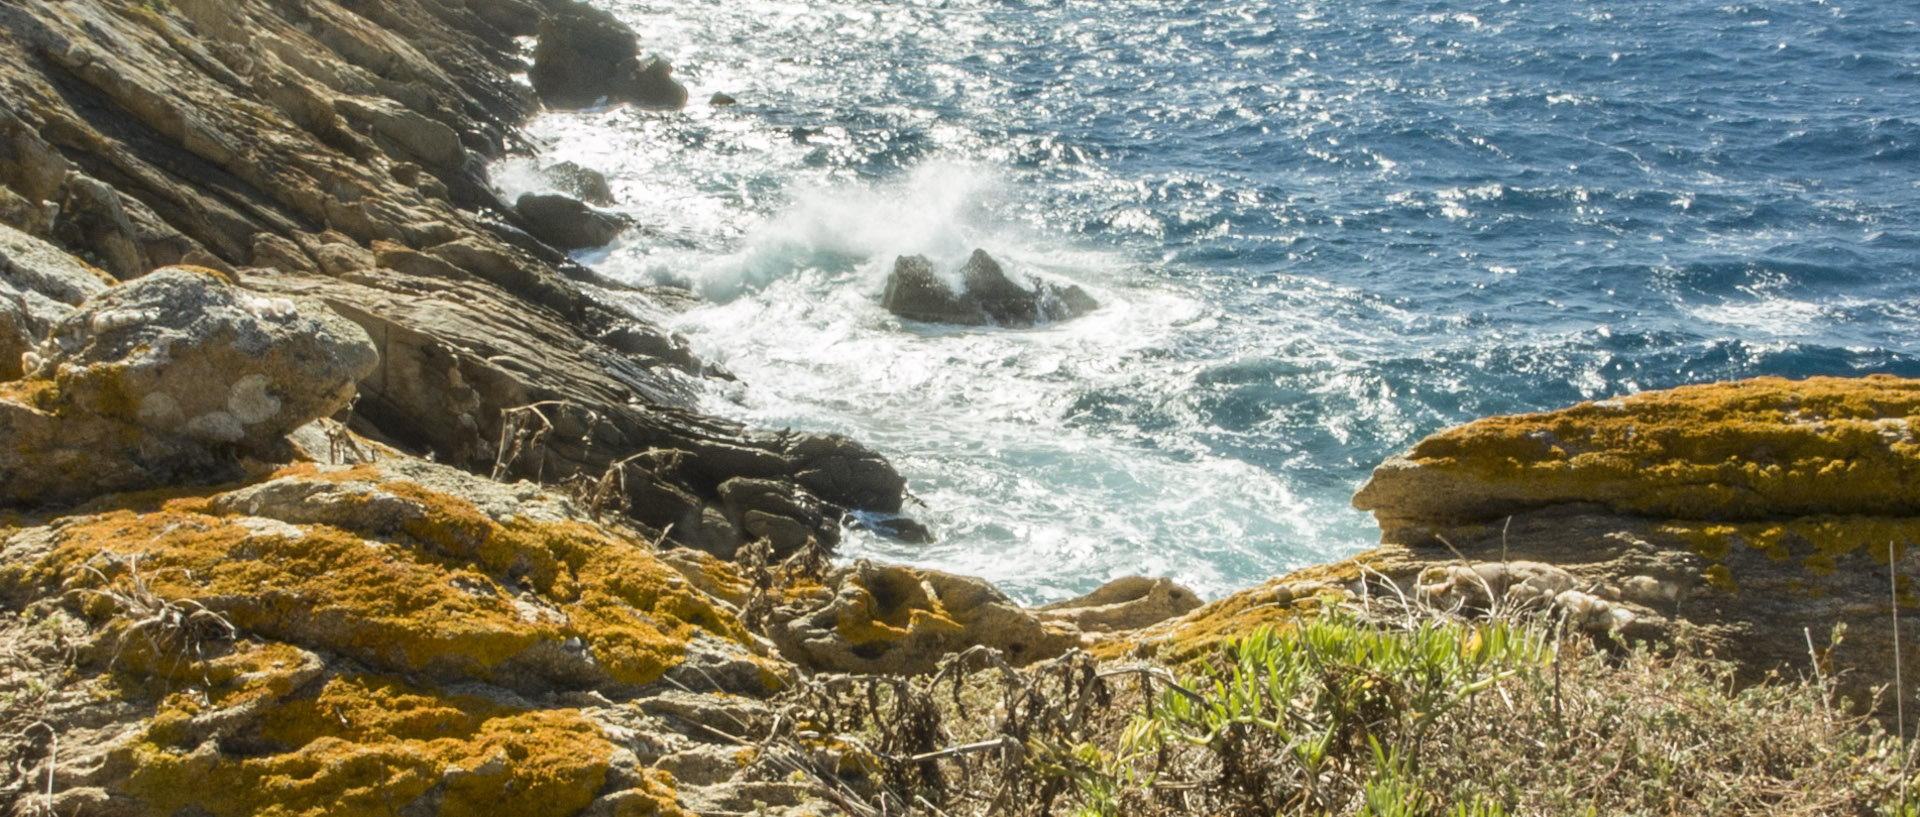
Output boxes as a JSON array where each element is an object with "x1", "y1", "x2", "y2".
[
  {"x1": 529, "y1": 2, "x2": 688, "y2": 110},
  {"x1": 882, "y1": 249, "x2": 1098, "y2": 327},
  {"x1": 540, "y1": 160, "x2": 617, "y2": 205},
  {"x1": 35, "y1": 266, "x2": 378, "y2": 451},
  {"x1": 767, "y1": 561, "x2": 1079, "y2": 674},
  {"x1": 1, "y1": 266, "x2": 378, "y2": 507},
  {"x1": 516, "y1": 192, "x2": 629, "y2": 250}
]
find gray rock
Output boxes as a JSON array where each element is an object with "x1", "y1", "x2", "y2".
[
  {"x1": 539, "y1": 161, "x2": 616, "y2": 206},
  {"x1": 882, "y1": 249, "x2": 1098, "y2": 327},
  {"x1": 530, "y1": 2, "x2": 687, "y2": 110},
  {"x1": 36, "y1": 266, "x2": 378, "y2": 451},
  {"x1": 516, "y1": 192, "x2": 628, "y2": 250}
]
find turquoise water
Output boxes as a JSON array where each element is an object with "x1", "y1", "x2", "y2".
[{"x1": 498, "y1": 0, "x2": 1920, "y2": 601}]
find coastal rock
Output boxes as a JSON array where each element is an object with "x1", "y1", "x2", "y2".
[
  {"x1": 769, "y1": 561, "x2": 1079, "y2": 674},
  {"x1": 1, "y1": 224, "x2": 111, "y2": 379},
  {"x1": 1128, "y1": 376, "x2": 1920, "y2": 709},
  {"x1": 1036, "y1": 575, "x2": 1204, "y2": 633},
  {"x1": 530, "y1": 2, "x2": 688, "y2": 110},
  {"x1": 0, "y1": 457, "x2": 789, "y2": 817},
  {"x1": 2, "y1": 267, "x2": 377, "y2": 508},
  {"x1": 516, "y1": 192, "x2": 629, "y2": 250},
  {"x1": 35, "y1": 266, "x2": 378, "y2": 451},
  {"x1": 883, "y1": 249, "x2": 1098, "y2": 327},
  {"x1": 540, "y1": 160, "x2": 617, "y2": 205}
]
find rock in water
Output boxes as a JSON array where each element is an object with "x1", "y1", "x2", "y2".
[
  {"x1": 539, "y1": 161, "x2": 617, "y2": 205},
  {"x1": 882, "y1": 249, "x2": 1099, "y2": 327},
  {"x1": 529, "y1": 2, "x2": 688, "y2": 110},
  {"x1": 515, "y1": 192, "x2": 629, "y2": 250},
  {"x1": 880, "y1": 254, "x2": 969, "y2": 324}
]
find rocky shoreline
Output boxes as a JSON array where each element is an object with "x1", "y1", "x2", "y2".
[{"x1": 1, "y1": 1, "x2": 1915, "y2": 814}]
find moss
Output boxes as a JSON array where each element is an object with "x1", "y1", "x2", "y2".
[
  {"x1": 1405, "y1": 375, "x2": 1920, "y2": 520},
  {"x1": 122, "y1": 671, "x2": 614, "y2": 817}
]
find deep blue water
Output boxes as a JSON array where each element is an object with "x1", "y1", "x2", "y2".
[{"x1": 500, "y1": 0, "x2": 1920, "y2": 602}]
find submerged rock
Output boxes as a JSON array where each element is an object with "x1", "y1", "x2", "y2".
[
  {"x1": 882, "y1": 249, "x2": 1098, "y2": 327},
  {"x1": 530, "y1": 2, "x2": 688, "y2": 110}
]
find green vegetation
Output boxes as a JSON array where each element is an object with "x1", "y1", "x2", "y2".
[{"x1": 772, "y1": 607, "x2": 1917, "y2": 816}]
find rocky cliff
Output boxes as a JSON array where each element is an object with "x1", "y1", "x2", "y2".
[{"x1": 1, "y1": 0, "x2": 1915, "y2": 814}]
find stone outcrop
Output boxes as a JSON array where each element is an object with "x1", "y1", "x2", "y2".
[
  {"x1": 1132, "y1": 376, "x2": 1920, "y2": 710},
  {"x1": 1, "y1": 224, "x2": 112, "y2": 379},
  {"x1": 1035, "y1": 575, "x2": 1204, "y2": 633},
  {"x1": 0, "y1": 0, "x2": 910, "y2": 556},
  {"x1": 2, "y1": 266, "x2": 377, "y2": 507},
  {"x1": 883, "y1": 249, "x2": 1099, "y2": 327},
  {"x1": 529, "y1": 1, "x2": 688, "y2": 110},
  {"x1": 0, "y1": 454, "x2": 819, "y2": 816}
]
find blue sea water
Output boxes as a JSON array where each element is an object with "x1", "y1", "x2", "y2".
[{"x1": 497, "y1": 0, "x2": 1920, "y2": 602}]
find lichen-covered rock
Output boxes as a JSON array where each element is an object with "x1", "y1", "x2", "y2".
[
  {"x1": 1353, "y1": 375, "x2": 1920, "y2": 530},
  {"x1": 882, "y1": 249, "x2": 1098, "y2": 327},
  {"x1": 529, "y1": 2, "x2": 688, "y2": 110},
  {"x1": 768, "y1": 561, "x2": 1079, "y2": 674},
  {"x1": 34, "y1": 266, "x2": 378, "y2": 451},
  {"x1": 0, "y1": 456, "x2": 782, "y2": 817},
  {"x1": 1, "y1": 267, "x2": 379, "y2": 508},
  {"x1": 1035, "y1": 575, "x2": 1203, "y2": 633},
  {"x1": 1340, "y1": 375, "x2": 1920, "y2": 712},
  {"x1": 1, "y1": 222, "x2": 114, "y2": 378}
]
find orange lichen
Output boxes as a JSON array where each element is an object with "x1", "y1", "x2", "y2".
[
  {"x1": 1096, "y1": 559, "x2": 1368, "y2": 662},
  {"x1": 0, "y1": 470, "x2": 754, "y2": 688},
  {"x1": 1661, "y1": 516, "x2": 1920, "y2": 589},
  {"x1": 122, "y1": 671, "x2": 615, "y2": 817},
  {"x1": 1399, "y1": 375, "x2": 1920, "y2": 520},
  {"x1": 833, "y1": 568, "x2": 964, "y2": 647}
]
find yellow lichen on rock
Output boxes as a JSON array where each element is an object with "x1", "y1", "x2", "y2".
[
  {"x1": 1099, "y1": 561, "x2": 1364, "y2": 662},
  {"x1": 0, "y1": 466, "x2": 754, "y2": 690},
  {"x1": 121, "y1": 670, "x2": 615, "y2": 817},
  {"x1": 1357, "y1": 375, "x2": 1920, "y2": 524}
]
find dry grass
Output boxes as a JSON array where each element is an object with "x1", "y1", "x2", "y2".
[{"x1": 750, "y1": 595, "x2": 1916, "y2": 817}]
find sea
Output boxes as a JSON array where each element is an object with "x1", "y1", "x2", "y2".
[{"x1": 492, "y1": 0, "x2": 1920, "y2": 603}]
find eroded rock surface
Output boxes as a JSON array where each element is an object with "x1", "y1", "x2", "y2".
[
  {"x1": 768, "y1": 561, "x2": 1081, "y2": 674},
  {"x1": 2, "y1": 267, "x2": 377, "y2": 507}
]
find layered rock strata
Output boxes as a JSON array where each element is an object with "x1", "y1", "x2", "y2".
[{"x1": 0, "y1": 0, "x2": 909, "y2": 560}]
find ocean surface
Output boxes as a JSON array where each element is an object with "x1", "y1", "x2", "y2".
[{"x1": 495, "y1": 0, "x2": 1920, "y2": 603}]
